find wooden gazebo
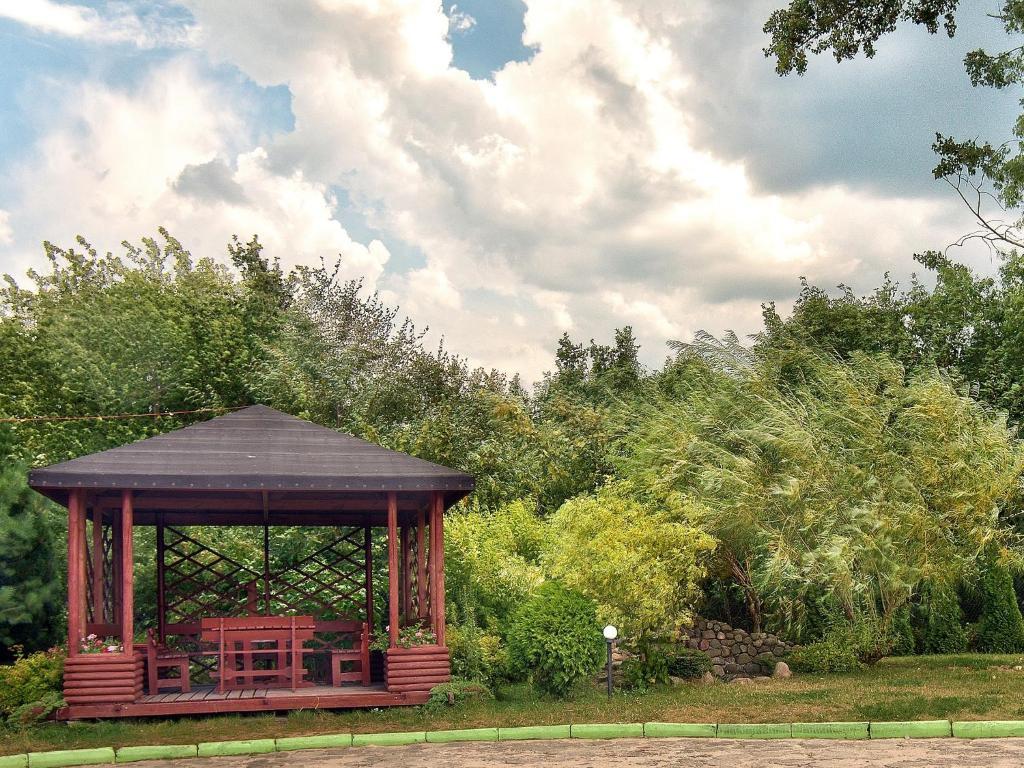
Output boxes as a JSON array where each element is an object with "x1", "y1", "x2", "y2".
[{"x1": 28, "y1": 405, "x2": 473, "y2": 719}]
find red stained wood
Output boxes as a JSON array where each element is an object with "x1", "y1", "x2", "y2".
[
  {"x1": 67, "y1": 489, "x2": 86, "y2": 654},
  {"x1": 387, "y1": 492, "x2": 399, "y2": 649},
  {"x1": 91, "y1": 505, "x2": 104, "y2": 624},
  {"x1": 416, "y1": 507, "x2": 427, "y2": 618},
  {"x1": 386, "y1": 644, "x2": 449, "y2": 655},
  {"x1": 120, "y1": 490, "x2": 134, "y2": 654},
  {"x1": 364, "y1": 526, "x2": 374, "y2": 629},
  {"x1": 401, "y1": 524, "x2": 411, "y2": 623},
  {"x1": 434, "y1": 491, "x2": 446, "y2": 646}
]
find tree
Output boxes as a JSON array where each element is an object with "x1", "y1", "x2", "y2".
[
  {"x1": 975, "y1": 543, "x2": 1024, "y2": 652},
  {"x1": 765, "y1": 1, "x2": 1024, "y2": 251},
  {"x1": 545, "y1": 482, "x2": 716, "y2": 642},
  {"x1": 0, "y1": 459, "x2": 61, "y2": 659},
  {"x1": 621, "y1": 341, "x2": 1024, "y2": 641},
  {"x1": 921, "y1": 582, "x2": 968, "y2": 654}
]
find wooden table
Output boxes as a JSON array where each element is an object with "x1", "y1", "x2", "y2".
[{"x1": 200, "y1": 616, "x2": 316, "y2": 691}]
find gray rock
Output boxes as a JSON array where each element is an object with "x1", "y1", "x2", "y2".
[
  {"x1": 729, "y1": 676, "x2": 753, "y2": 685},
  {"x1": 773, "y1": 661, "x2": 792, "y2": 679},
  {"x1": 669, "y1": 675, "x2": 685, "y2": 686},
  {"x1": 712, "y1": 664, "x2": 725, "y2": 677}
]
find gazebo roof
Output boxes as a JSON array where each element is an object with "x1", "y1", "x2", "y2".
[{"x1": 29, "y1": 404, "x2": 475, "y2": 499}]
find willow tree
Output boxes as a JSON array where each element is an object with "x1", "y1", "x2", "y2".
[{"x1": 621, "y1": 338, "x2": 1024, "y2": 640}]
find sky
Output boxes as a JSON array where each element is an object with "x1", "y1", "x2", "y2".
[{"x1": 0, "y1": 0, "x2": 1017, "y2": 382}]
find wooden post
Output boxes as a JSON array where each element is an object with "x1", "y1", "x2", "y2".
[
  {"x1": 120, "y1": 490, "x2": 134, "y2": 654},
  {"x1": 67, "y1": 489, "x2": 86, "y2": 654},
  {"x1": 401, "y1": 524, "x2": 411, "y2": 623},
  {"x1": 416, "y1": 506, "x2": 427, "y2": 619},
  {"x1": 156, "y1": 518, "x2": 166, "y2": 642},
  {"x1": 262, "y1": 492, "x2": 271, "y2": 614},
  {"x1": 364, "y1": 526, "x2": 374, "y2": 627},
  {"x1": 387, "y1": 491, "x2": 399, "y2": 649},
  {"x1": 91, "y1": 504, "x2": 104, "y2": 625},
  {"x1": 433, "y1": 492, "x2": 446, "y2": 646},
  {"x1": 428, "y1": 491, "x2": 447, "y2": 644},
  {"x1": 111, "y1": 507, "x2": 122, "y2": 640}
]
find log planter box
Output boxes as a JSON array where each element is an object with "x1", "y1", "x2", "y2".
[
  {"x1": 63, "y1": 651, "x2": 144, "y2": 706},
  {"x1": 385, "y1": 645, "x2": 451, "y2": 694}
]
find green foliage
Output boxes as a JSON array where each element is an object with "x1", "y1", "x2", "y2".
[
  {"x1": 545, "y1": 482, "x2": 716, "y2": 642},
  {"x1": 622, "y1": 342, "x2": 1024, "y2": 641},
  {"x1": 0, "y1": 648, "x2": 65, "y2": 723},
  {"x1": 0, "y1": 461, "x2": 61, "y2": 657},
  {"x1": 890, "y1": 605, "x2": 916, "y2": 657},
  {"x1": 976, "y1": 545, "x2": 1024, "y2": 653},
  {"x1": 666, "y1": 647, "x2": 713, "y2": 679},
  {"x1": 446, "y1": 620, "x2": 509, "y2": 686},
  {"x1": 507, "y1": 583, "x2": 605, "y2": 697},
  {"x1": 423, "y1": 679, "x2": 494, "y2": 712},
  {"x1": 922, "y1": 583, "x2": 969, "y2": 654},
  {"x1": 622, "y1": 643, "x2": 670, "y2": 690},
  {"x1": 789, "y1": 618, "x2": 897, "y2": 673},
  {"x1": 444, "y1": 499, "x2": 545, "y2": 630},
  {"x1": 789, "y1": 639, "x2": 861, "y2": 674}
]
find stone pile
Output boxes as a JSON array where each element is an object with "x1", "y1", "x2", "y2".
[{"x1": 681, "y1": 618, "x2": 790, "y2": 679}]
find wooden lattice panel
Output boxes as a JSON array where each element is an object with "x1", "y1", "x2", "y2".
[
  {"x1": 163, "y1": 527, "x2": 261, "y2": 626},
  {"x1": 85, "y1": 520, "x2": 114, "y2": 624},
  {"x1": 269, "y1": 528, "x2": 368, "y2": 621}
]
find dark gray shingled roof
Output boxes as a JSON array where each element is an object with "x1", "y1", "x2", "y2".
[{"x1": 28, "y1": 404, "x2": 475, "y2": 495}]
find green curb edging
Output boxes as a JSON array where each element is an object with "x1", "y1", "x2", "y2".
[
  {"x1": 425, "y1": 728, "x2": 499, "y2": 743},
  {"x1": 497, "y1": 725, "x2": 571, "y2": 741},
  {"x1": 197, "y1": 739, "x2": 275, "y2": 757},
  {"x1": 27, "y1": 749, "x2": 115, "y2": 768},
  {"x1": 791, "y1": 722, "x2": 869, "y2": 740},
  {"x1": 351, "y1": 731, "x2": 426, "y2": 747},
  {"x1": 115, "y1": 745, "x2": 197, "y2": 763},
  {"x1": 870, "y1": 720, "x2": 952, "y2": 739},
  {"x1": 953, "y1": 721, "x2": 1024, "y2": 739},
  {"x1": 717, "y1": 723, "x2": 792, "y2": 739},
  {"x1": 644, "y1": 722, "x2": 717, "y2": 738},
  {"x1": 16, "y1": 717, "x2": 1024, "y2": 766},
  {"x1": 275, "y1": 734, "x2": 353, "y2": 751},
  {"x1": 571, "y1": 723, "x2": 644, "y2": 739}
]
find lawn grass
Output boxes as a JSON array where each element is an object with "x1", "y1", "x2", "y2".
[{"x1": 4, "y1": 654, "x2": 1024, "y2": 755}]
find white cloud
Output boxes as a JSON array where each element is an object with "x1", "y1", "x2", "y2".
[
  {"x1": 1, "y1": 0, "x2": 984, "y2": 381},
  {"x1": 0, "y1": 210, "x2": 12, "y2": 247},
  {"x1": 0, "y1": 0, "x2": 196, "y2": 47},
  {"x1": 0, "y1": 60, "x2": 388, "y2": 287},
  {"x1": 448, "y1": 4, "x2": 476, "y2": 35}
]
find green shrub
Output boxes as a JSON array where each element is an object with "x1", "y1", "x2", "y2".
[
  {"x1": 666, "y1": 647, "x2": 713, "y2": 679},
  {"x1": 0, "y1": 647, "x2": 65, "y2": 723},
  {"x1": 889, "y1": 605, "x2": 916, "y2": 656},
  {"x1": 976, "y1": 546, "x2": 1024, "y2": 653},
  {"x1": 922, "y1": 583, "x2": 968, "y2": 654},
  {"x1": 447, "y1": 621, "x2": 509, "y2": 686},
  {"x1": 622, "y1": 643, "x2": 670, "y2": 690},
  {"x1": 424, "y1": 679, "x2": 493, "y2": 712},
  {"x1": 507, "y1": 582, "x2": 604, "y2": 697},
  {"x1": 788, "y1": 637, "x2": 860, "y2": 673}
]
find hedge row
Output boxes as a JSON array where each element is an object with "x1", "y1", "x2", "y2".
[{"x1": 4, "y1": 720, "x2": 1024, "y2": 767}]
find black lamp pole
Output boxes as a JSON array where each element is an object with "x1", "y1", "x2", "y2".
[{"x1": 606, "y1": 638, "x2": 613, "y2": 698}]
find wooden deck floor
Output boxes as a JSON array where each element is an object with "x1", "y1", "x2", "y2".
[{"x1": 61, "y1": 683, "x2": 427, "y2": 720}]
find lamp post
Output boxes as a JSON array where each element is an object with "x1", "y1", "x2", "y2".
[{"x1": 603, "y1": 625, "x2": 617, "y2": 698}]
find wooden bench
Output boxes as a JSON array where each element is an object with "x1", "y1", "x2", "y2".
[
  {"x1": 319, "y1": 620, "x2": 371, "y2": 687},
  {"x1": 135, "y1": 628, "x2": 191, "y2": 695},
  {"x1": 200, "y1": 616, "x2": 316, "y2": 692}
]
